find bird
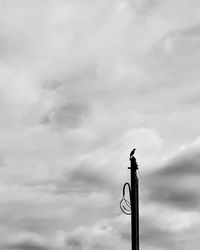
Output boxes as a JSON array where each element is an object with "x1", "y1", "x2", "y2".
[{"x1": 129, "y1": 148, "x2": 136, "y2": 159}]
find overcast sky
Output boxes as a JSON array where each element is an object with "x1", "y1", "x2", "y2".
[{"x1": 0, "y1": 0, "x2": 200, "y2": 249}]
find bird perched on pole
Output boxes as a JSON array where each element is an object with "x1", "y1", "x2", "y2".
[{"x1": 129, "y1": 148, "x2": 136, "y2": 160}]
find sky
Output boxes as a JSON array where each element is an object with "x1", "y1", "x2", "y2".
[{"x1": 0, "y1": 0, "x2": 200, "y2": 249}]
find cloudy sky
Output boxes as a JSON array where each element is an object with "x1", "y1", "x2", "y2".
[{"x1": 0, "y1": 0, "x2": 200, "y2": 249}]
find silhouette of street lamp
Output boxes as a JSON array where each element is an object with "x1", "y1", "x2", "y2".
[{"x1": 120, "y1": 149, "x2": 139, "y2": 250}]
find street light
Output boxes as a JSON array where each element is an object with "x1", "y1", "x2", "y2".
[{"x1": 120, "y1": 149, "x2": 139, "y2": 250}]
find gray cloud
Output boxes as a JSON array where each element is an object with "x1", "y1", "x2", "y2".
[
  {"x1": 140, "y1": 213, "x2": 200, "y2": 250},
  {"x1": 66, "y1": 238, "x2": 82, "y2": 250},
  {"x1": 177, "y1": 22, "x2": 200, "y2": 40},
  {"x1": 65, "y1": 223, "x2": 125, "y2": 250},
  {"x1": 5, "y1": 241, "x2": 49, "y2": 250},
  {"x1": 144, "y1": 147, "x2": 200, "y2": 210},
  {"x1": 140, "y1": 217, "x2": 180, "y2": 250},
  {"x1": 70, "y1": 164, "x2": 110, "y2": 189},
  {"x1": 49, "y1": 163, "x2": 117, "y2": 196},
  {"x1": 141, "y1": 220, "x2": 171, "y2": 249},
  {"x1": 1, "y1": 1, "x2": 200, "y2": 250},
  {"x1": 41, "y1": 103, "x2": 89, "y2": 129}
]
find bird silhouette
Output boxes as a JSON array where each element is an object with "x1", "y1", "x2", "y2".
[{"x1": 130, "y1": 148, "x2": 136, "y2": 159}]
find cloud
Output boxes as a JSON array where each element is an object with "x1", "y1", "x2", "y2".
[
  {"x1": 6, "y1": 241, "x2": 49, "y2": 250},
  {"x1": 140, "y1": 218, "x2": 176, "y2": 250},
  {"x1": 52, "y1": 163, "x2": 115, "y2": 195},
  {"x1": 65, "y1": 222, "x2": 129, "y2": 250},
  {"x1": 139, "y1": 207, "x2": 200, "y2": 250},
  {"x1": 144, "y1": 145, "x2": 200, "y2": 210},
  {"x1": 0, "y1": 1, "x2": 200, "y2": 250},
  {"x1": 0, "y1": 231, "x2": 51, "y2": 250},
  {"x1": 41, "y1": 102, "x2": 89, "y2": 129}
]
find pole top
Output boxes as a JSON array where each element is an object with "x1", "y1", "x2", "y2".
[{"x1": 128, "y1": 148, "x2": 138, "y2": 170}]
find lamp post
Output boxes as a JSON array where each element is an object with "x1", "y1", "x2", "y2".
[{"x1": 120, "y1": 149, "x2": 139, "y2": 250}]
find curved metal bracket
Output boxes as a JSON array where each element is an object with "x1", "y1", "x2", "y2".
[{"x1": 120, "y1": 182, "x2": 132, "y2": 215}]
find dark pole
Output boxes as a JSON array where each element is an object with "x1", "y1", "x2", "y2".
[
  {"x1": 130, "y1": 153, "x2": 139, "y2": 250},
  {"x1": 120, "y1": 149, "x2": 139, "y2": 250}
]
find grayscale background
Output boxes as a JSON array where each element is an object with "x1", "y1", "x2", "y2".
[{"x1": 0, "y1": 0, "x2": 199, "y2": 249}]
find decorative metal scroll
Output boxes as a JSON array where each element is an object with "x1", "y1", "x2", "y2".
[{"x1": 120, "y1": 182, "x2": 132, "y2": 215}]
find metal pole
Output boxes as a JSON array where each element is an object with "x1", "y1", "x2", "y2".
[
  {"x1": 130, "y1": 155, "x2": 139, "y2": 250},
  {"x1": 120, "y1": 149, "x2": 139, "y2": 250}
]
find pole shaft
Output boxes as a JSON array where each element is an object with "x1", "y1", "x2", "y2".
[{"x1": 130, "y1": 157, "x2": 139, "y2": 250}]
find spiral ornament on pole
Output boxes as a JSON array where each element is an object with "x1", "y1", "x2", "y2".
[{"x1": 120, "y1": 182, "x2": 131, "y2": 215}]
